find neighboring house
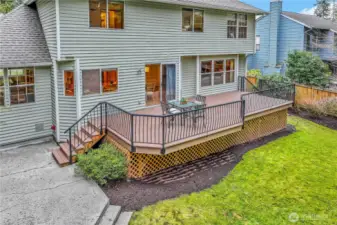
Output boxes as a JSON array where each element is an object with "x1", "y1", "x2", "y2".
[
  {"x1": 0, "y1": 0, "x2": 264, "y2": 146},
  {"x1": 248, "y1": 0, "x2": 337, "y2": 75}
]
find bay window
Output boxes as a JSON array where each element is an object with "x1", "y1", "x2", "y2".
[
  {"x1": 9, "y1": 68, "x2": 35, "y2": 105},
  {"x1": 182, "y1": 8, "x2": 204, "y2": 32},
  {"x1": 0, "y1": 69, "x2": 4, "y2": 106},
  {"x1": 90, "y1": 0, "x2": 124, "y2": 29}
]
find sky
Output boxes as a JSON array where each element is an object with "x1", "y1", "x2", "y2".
[{"x1": 241, "y1": 0, "x2": 317, "y2": 14}]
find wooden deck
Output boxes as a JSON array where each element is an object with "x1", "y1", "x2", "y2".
[{"x1": 106, "y1": 91, "x2": 293, "y2": 154}]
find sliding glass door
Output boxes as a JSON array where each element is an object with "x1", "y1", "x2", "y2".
[{"x1": 162, "y1": 64, "x2": 176, "y2": 102}]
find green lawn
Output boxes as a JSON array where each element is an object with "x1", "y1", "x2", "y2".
[{"x1": 130, "y1": 116, "x2": 337, "y2": 225}]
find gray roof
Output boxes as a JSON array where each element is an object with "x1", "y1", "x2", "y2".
[
  {"x1": 145, "y1": 0, "x2": 265, "y2": 14},
  {"x1": 283, "y1": 11, "x2": 337, "y2": 32},
  {"x1": 0, "y1": 4, "x2": 51, "y2": 68}
]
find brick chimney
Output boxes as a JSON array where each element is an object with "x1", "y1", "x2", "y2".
[{"x1": 269, "y1": 0, "x2": 282, "y2": 67}]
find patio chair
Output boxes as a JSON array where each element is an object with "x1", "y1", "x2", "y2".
[
  {"x1": 161, "y1": 102, "x2": 181, "y2": 128},
  {"x1": 192, "y1": 103, "x2": 206, "y2": 129},
  {"x1": 196, "y1": 95, "x2": 207, "y2": 106}
]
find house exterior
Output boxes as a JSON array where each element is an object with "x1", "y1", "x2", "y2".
[
  {"x1": 0, "y1": 0, "x2": 265, "y2": 146},
  {"x1": 248, "y1": 0, "x2": 337, "y2": 76}
]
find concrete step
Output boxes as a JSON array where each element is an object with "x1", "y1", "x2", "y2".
[
  {"x1": 115, "y1": 212, "x2": 133, "y2": 225},
  {"x1": 98, "y1": 205, "x2": 122, "y2": 225}
]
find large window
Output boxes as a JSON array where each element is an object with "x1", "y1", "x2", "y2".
[
  {"x1": 201, "y1": 59, "x2": 236, "y2": 87},
  {"x1": 201, "y1": 61, "x2": 212, "y2": 87},
  {"x1": 0, "y1": 69, "x2": 4, "y2": 106},
  {"x1": 8, "y1": 68, "x2": 35, "y2": 105},
  {"x1": 227, "y1": 13, "x2": 247, "y2": 39},
  {"x1": 90, "y1": 0, "x2": 124, "y2": 29},
  {"x1": 102, "y1": 69, "x2": 118, "y2": 93},
  {"x1": 182, "y1": 8, "x2": 204, "y2": 32},
  {"x1": 82, "y1": 70, "x2": 101, "y2": 95},
  {"x1": 64, "y1": 71, "x2": 75, "y2": 96}
]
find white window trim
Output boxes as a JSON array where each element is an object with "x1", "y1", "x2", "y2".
[
  {"x1": 182, "y1": 8, "x2": 204, "y2": 33},
  {"x1": 88, "y1": 0, "x2": 125, "y2": 30},
  {"x1": 200, "y1": 58, "x2": 237, "y2": 88},
  {"x1": 7, "y1": 67, "x2": 36, "y2": 106}
]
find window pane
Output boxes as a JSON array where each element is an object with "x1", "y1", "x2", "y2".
[
  {"x1": 238, "y1": 14, "x2": 247, "y2": 26},
  {"x1": 0, "y1": 69, "x2": 4, "y2": 77},
  {"x1": 214, "y1": 60, "x2": 224, "y2": 72},
  {"x1": 228, "y1": 13, "x2": 237, "y2": 26},
  {"x1": 90, "y1": 0, "x2": 107, "y2": 28},
  {"x1": 201, "y1": 74, "x2": 211, "y2": 87},
  {"x1": 17, "y1": 75, "x2": 26, "y2": 85},
  {"x1": 0, "y1": 88, "x2": 4, "y2": 106},
  {"x1": 214, "y1": 73, "x2": 223, "y2": 85},
  {"x1": 182, "y1": 9, "x2": 193, "y2": 31},
  {"x1": 239, "y1": 27, "x2": 247, "y2": 38},
  {"x1": 9, "y1": 76, "x2": 18, "y2": 86},
  {"x1": 226, "y1": 59, "x2": 235, "y2": 71},
  {"x1": 194, "y1": 9, "x2": 204, "y2": 32},
  {"x1": 227, "y1": 26, "x2": 236, "y2": 38},
  {"x1": 82, "y1": 70, "x2": 101, "y2": 95},
  {"x1": 102, "y1": 69, "x2": 118, "y2": 93},
  {"x1": 226, "y1": 71, "x2": 235, "y2": 83},
  {"x1": 201, "y1": 61, "x2": 212, "y2": 73},
  {"x1": 108, "y1": 1, "x2": 124, "y2": 29},
  {"x1": 10, "y1": 87, "x2": 19, "y2": 104},
  {"x1": 64, "y1": 71, "x2": 75, "y2": 96}
]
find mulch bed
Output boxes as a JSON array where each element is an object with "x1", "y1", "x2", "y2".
[
  {"x1": 103, "y1": 125, "x2": 295, "y2": 211},
  {"x1": 288, "y1": 108, "x2": 337, "y2": 130}
]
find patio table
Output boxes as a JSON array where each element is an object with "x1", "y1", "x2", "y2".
[{"x1": 168, "y1": 100, "x2": 205, "y2": 126}]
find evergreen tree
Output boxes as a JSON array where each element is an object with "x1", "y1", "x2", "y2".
[{"x1": 315, "y1": 0, "x2": 332, "y2": 19}]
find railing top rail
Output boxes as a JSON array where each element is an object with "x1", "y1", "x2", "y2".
[
  {"x1": 241, "y1": 84, "x2": 294, "y2": 98},
  {"x1": 64, "y1": 102, "x2": 103, "y2": 134}
]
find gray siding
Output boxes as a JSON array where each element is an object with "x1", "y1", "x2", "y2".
[
  {"x1": 181, "y1": 56, "x2": 197, "y2": 98},
  {"x1": 57, "y1": 61, "x2": 77, "y2": 140},
  {"x1": 58, "y1": 0, "x2": 255, "y2": 112},
  {"x1": 0, "y1": 67, "x2": 52, "y2": 146},
  {"x1": 37, "y1": 0, "x2": 57, "y2": 59}
]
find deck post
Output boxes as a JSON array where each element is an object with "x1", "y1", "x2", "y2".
[
  {"x1": 69, "y1": 130, "x2": 73, "y2": 164},
  {"x1": 161, "y1": 116, "x2": 166, "y2": 155},
  {"x1": 100, "y1": 103, "x2": 103, "y2": 135},
  {"x1": 130, "y1": 114, "x2": 135, "y2": 152},
  {"x1": 292, "y1": 84, "x2": 296, "y2": 106},
  {"x1": 241, "y1": 100, "x2": 246, "y2": 129}
]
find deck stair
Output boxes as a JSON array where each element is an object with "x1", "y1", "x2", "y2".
[{"x1": 52, "y1": 102, "x2": 109, "y2": 167}]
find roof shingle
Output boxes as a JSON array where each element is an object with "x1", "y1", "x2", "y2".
[{"x1": 0, "y1": 5, "x2": 51, "y2": 68}]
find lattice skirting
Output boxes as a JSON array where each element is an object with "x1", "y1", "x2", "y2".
[{"x1": 106, "y1": 109, "x2": 288, "y2": 179}]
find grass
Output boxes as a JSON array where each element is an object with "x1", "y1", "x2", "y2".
[{"x1": 130, "y1": 116, "x2": 337, "y2": 225}]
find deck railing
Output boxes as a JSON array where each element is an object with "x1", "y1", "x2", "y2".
[
  {"x1": 241, "y1": 84, "x2": 295, "y2": 115},
  {"x1": 64, "y1": 84, "x2": 295, "y2": 163},
  {"x1": 238, "y1": 76, "x2": 260, "y2": 92}
]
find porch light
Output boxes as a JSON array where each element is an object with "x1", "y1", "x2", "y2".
[{"x1": 145, "y1": 66, "x2": 150, "y2": 73}]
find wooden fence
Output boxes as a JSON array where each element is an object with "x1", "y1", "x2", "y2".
[{"x1": 246, "y1": 76, "x2": 337, "y2": 105}]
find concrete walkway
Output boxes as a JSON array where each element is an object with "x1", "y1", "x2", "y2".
[{"x1": 0, "y1": 141, "x2": 109, "y2": 225}]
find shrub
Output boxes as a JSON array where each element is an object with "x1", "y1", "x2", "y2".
[
  {"x1": 298, "y1": 98, "x2": 337, "y2": 118},
  {"x1": 258, "y1": 73, "x2": 292, "y2": 90},
  {"x1": 75, "y1": 143, "x2": 127, "y2": 186},
  {"x1": 247, "y1": 69, "x2": 262, "y2": 78},
  {"x1": 286, "y1": 51, "x2": 331, "y2": 88}
]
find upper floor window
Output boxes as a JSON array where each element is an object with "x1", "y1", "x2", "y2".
[
  {"x1": 64, "y1": 71, "x2": 75, "y2": 96},
  {"x1": 8, "y1": 68, "x2": 35, "y2": 105},
  {"x1": 0, "y1": 69, "x2": 4, "y2": 106},
  {"x1": 227, "y1": 13, "x2": 247, "y2": 39},
  {"x1": 256, "y1": 35, "x2": 261, "y2": 51},
  {"x1": 90, "y1": 0, "x2": 124, "y2": 29},
  {"x1": 182, "y1": 8, "x2": 204, "y2": 32}
]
